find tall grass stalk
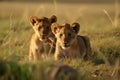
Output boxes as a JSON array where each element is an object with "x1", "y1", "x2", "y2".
[
  {"x1": 112, "y1": 59, "x2": 120, "y2": 80},
  {"x1": 114, "y1": 0, "x2": 119, "y2": 28},
  {"x1": 53, "y1": 0, "x2": 58, "y2": 15},
  {"x1": 103, "y1": 9, "x2": 114, "y2": 26},
  {"x1": 2, "y1": 13, "x2": 14, "y2": 60},
  {"x1": 7, "y1": 13, "x2": 14, "y2": 59},
  {"x1": 20, "y1": 7, "x2": 29, "y2": 24},
  {"x1": 103, "y1": 0, "x2": 119, "y2": 28}
]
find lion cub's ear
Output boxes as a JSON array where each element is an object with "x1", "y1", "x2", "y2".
[
  {"x1": 30, "y1": 16, "x2": 39, "y2": 26},
  {"x1": 51, "y1": 23, "x2": 60, "y2": 34},
  {"x1": 49, "y1": 15, "x2": 57, "y2": 23},
  {"x1": 71, "y1": 22, "x2": 80, "y2": 34}
]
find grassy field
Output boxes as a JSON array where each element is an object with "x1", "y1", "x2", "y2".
[{"x1": 0, "y1": 1, "x2": 120, "y2": 80}]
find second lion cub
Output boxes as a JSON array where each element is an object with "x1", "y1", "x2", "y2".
[
  {"x1": 51, "y1": 22, "x2": 92, "y2": 61},
  {"x1": 29, "y1": 15, "x2": 57, "y2": 62}
]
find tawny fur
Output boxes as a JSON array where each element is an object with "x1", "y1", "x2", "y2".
[
  {"x1": 51, "y1": 23, "x2": 92, "y2": 61},
  {"x1": 29, "y1": 15, "x2": 57, "y2": 62}
]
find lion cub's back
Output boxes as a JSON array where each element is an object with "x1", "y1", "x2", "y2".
[{"x1": 77, "y1": 35, "x2": 92, "y2": 60}]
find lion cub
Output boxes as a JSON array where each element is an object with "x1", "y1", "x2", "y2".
[
  {"x1": 51, "y1": 22, "x2": 92, "y2": 61},
  {"x1": 29, "y1": 15, "x2": 57, "y2": 62}
]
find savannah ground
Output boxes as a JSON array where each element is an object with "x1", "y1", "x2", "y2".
[{"x1": 0, "y1": 1, "x2": 120, "y2": 80}]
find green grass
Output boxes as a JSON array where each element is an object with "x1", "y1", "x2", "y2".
[{"x1": 0, "y1": 1, "x2": 120, "y2": 80}]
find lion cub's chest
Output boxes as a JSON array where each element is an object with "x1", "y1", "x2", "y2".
[
  {"x1": 60, "y1": 41, "x2": 81, "y2": 58},
  {"x1": 32, "y1": 34, "x2": 52, "y2": 54},
  {"x1": 37, "y1": 39, "x2": 52, "y2": 54}
]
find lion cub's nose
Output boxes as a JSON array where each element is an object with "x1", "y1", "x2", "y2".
[
  {"x1": 41, "y1": 36, "x2": 45, "y2": 39},
  {"x1": 64, "y1": 42, "x2": 69, "y2": 47},
  {"x1": 41, "y1": 34, "x2": 47, "y2": 39}
]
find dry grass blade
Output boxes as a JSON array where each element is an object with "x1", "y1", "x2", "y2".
[
  {"x1": 103, "y1": 9, "x2": 114, "y2": 26},
  {"x1": 111, "y1": 59, "x2": 120, "y2": 76},
  {"x1": 114, "y1": 0, "x2": 119, "y2": 28}
]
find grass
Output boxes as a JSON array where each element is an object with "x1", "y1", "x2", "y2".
[{"x1": 0, "y1": 1, "x2": 120, "y2": 80}]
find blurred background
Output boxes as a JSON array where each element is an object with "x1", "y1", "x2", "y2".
[
  {"x1": 0, "y1": 0, "x2": 120, "y2": 80},
  {"x1": 0, "y1": 0, "x2": 116, "y2": 3},
  {"x1": 0, "y1": 0, "x2": 120, "y2": 64},
  {"x1": 0, "y1": 0, "x2": 120, "y2": 65}
]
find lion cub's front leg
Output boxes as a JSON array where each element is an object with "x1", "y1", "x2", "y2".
[
  {"x1": 54, "y1": 44, "x2": 64, "y2": 60},
  {"x1": 29, "y1": 34, "x2": 43, "y2": 62}
]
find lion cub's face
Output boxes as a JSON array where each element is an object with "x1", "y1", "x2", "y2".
[
  {"x1": 51, "y1": 23, "x2": 80, "y2": 49},
  {"x1": 30, "y1": 15, "x2": 57, "y2": 41}
]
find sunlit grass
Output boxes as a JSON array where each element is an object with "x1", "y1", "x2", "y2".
[{"x1": 0, "y1": 1, "x2": 120, "y2": 80}]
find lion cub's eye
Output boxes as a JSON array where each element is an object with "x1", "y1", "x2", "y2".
[
  {"x1": 38, "y1": 26, "x2": 42, "y2": 30},
  {"x1": 60, "y1": 33, "x2": 63, "y2": 37}
]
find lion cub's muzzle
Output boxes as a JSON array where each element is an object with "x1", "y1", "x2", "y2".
[
  {"x1": 62, "y1": 41, "x2": 70, "y2": 49},
  {"x1": 64, "y1": 42, "x2": 70, "y2": 47},
  {"x1": 39, "y1": 34, "x2": 48, "y2": 41}
]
